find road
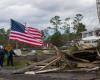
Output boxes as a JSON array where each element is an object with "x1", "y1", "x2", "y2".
[{"x1": 0, "y1": 71, "x2": 100, "y2": 80}]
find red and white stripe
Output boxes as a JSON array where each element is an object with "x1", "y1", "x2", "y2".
[{"x1": 9, "y1": 27, "x2": 43, "y2": 47}]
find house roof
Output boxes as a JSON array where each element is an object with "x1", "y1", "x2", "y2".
[{"x1": 81, "y1": 28, "x2": 100, "y2": 34}]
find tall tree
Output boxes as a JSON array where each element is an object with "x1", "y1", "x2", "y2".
[
  {"x1": 63, "y1": 17, "x2": 70, "y2": 33},
  {"x1": 60, "y1": 17, "x2": 71, "y2": 43},
  {"x1": 73, "y1": 14, "x2": 83, "y2": 31},
  {"x1": 50, "y1": 16, "x2": 61, "y2": 33},
  {"x1": 73, "y1": 14, "x2": 86, "y2": 39}
]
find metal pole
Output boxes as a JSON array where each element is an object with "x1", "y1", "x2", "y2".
[{"x1": 96, "y1": 0, "x2": 100, "y2": 23}]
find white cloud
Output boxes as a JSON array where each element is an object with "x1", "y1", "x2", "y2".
[{"x1": 0, "y1": 0, "x2": 99, "y2": 30}]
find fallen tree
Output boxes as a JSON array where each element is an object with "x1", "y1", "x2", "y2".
[{"x1": 11, "y1": 45, "x2": 100, "y2": 74}]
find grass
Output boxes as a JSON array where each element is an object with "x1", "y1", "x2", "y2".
[
  {"x1": 2, "y1": 50, "x2": 54, "y2": 70},
  {"x1": 2, "y1": 50, "x2": 34, "y2": 70},
  {"x1": 2, "y1": 57, "x2": 32, "y2": 70}
]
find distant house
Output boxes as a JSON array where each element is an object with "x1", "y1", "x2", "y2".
[{"x1": 78, "y1": 28, "x2": 100, "y2": 49}]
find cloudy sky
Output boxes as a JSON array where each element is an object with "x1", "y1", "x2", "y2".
[{"x1": 0, "y1": 0, "x2": 99, "y2": 30}]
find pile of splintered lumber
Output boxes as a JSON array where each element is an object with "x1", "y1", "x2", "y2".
[{"x1": 12, "y1": 46, "x2": 100, "y2": 74}]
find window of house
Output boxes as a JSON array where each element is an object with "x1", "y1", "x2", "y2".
[
  {"x1": 82, "y1": 33, "x2": 88, "y2": 38},
  {"x1": 88, "y1": 32, "x2": 93, "y2": 36},
  {"x1": 95, "y1": 30, "x2": 100, "y2": 36}
]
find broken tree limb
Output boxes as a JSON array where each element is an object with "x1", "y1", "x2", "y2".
[
  {"x1": 53, "y1": 46, "x2": 61, "y2": 56},
  {"x1": 25, "y1": 68, "x2": 60, "y2": 74},
  {"x1": 66, "y1": 66, "x2": 99, "y2": 72},
  {"x1": 39, "y1": 45, "x2": 65, "y2": 70},
  {"x1": 39, "y1": 56, "x2": 62, "y2": 70},
  {"x1": 12, "y1": 45, "x2": 63, "y2": 74},
  {"x1": 62, "y1": 56, "x2": 72, "y2": 69},
  {"x1": 12, "y1": 55, "x2": 58, "y2": 74},
  {"x1": 66, "y1": 53, "x2": 90, "y2": 63},
  {"x1": 96, "y1": 49, "x2": 100, "y2": 57},
  {"x1": 13, "y1": 45, "x2": 91, "y2": 74}
]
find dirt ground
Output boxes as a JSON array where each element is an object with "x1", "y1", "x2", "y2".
[{"x1": 0, "y1": 71, "x2": 100, "y2": 80}]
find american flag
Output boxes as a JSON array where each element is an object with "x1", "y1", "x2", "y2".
[{"x1": 9, "y1": 19, "x2": 43, "y2": 47}]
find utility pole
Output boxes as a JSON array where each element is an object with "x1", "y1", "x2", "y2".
[{"x1": 96, "y1": 0, "x2": 100, "y2": 23}]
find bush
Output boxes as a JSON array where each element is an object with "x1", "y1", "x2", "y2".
[{"x1": 69, "y1": 45, "x2": 79, "y2": 53}]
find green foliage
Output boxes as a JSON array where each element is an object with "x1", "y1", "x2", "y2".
[
  {"x1": 61, "y1": 34, "x2": 69, "y2": 43},
  {"x1": 68, "y1": 33, "x2": 76, "y2": 40},
  {"x1": 61, "y1": 33, "x2": 76, "y2": 44},
  {"x1": 74, "y1": 14, "x2": 83, "y2": 21},
  {"x1": 73, "y1": 14, "x2": 83, "y2": 31},
  {"x1": 77, "y1": 23, "x2": 86, "y2": 33},
  {"x1": 36, "y1": 50, "x2": 45, "y2": 56},
  {"x1": 77, "y1": 23, "x2": 86, "y2": 38},
  {"x1": 69, "y1": 45, "x2": 79, "y2": 53},
  {"x1": 0, "y1": 28, "x2": 8, "y2": 44},
  {"x1": 50, "y1": 31, "x2": 63, "y2": 47}
]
